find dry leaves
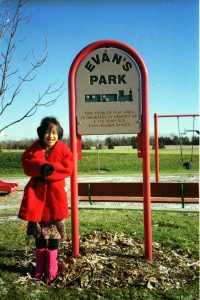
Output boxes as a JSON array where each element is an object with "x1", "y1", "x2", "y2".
[{"x1": 15, "y1": 231, "x2": 199, "y2": 291}]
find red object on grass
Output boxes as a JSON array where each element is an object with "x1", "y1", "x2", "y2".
[{"x1": 0, "y1": 180, "x2": 18, "y2": 193}]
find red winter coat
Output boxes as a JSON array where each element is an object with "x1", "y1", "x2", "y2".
[{"x1": 18, "y1": 140, "x2": 73, "y2": 222}]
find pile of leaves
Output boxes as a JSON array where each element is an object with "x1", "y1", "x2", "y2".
[{"x1": 16, "y1": 231, "x2": 199, "y2": 291}]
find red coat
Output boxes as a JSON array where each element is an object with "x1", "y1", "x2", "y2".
[{"x1": 18, "y1": 140, "x2": 73, "y2": 222}]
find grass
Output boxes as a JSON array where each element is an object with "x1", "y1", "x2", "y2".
[
  {"x1": 0, "y1": 209, "x2": 199, "y2": 299},
  {"x1": 0, "y1": 147, "x2": 199, "y2": 176},
  {"x1": 0, "y1": 152, "x2": 23, "y2": 177},
  {"x1": 79, "y1": 152, "x2": 199, "y2": 175},
  {"x1": 0, "y1": 147, "x2": 199, "y2": 298}
]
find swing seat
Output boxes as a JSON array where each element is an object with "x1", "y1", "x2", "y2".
[{"x1": 182, "y1": 162, "x2": 192, "y2": 169}]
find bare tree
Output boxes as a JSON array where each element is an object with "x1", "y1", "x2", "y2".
[{"x1": 0, "y1": 0, "x2": 64, "y2": 133}]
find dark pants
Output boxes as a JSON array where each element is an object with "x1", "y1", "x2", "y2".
[{"x1": 36, "y1": 239, "x2": 59, "y2": 250}]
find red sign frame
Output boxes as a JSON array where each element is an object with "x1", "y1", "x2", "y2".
[{"x1": 68, "y1": 40, "x2": 152, "y2": 260}]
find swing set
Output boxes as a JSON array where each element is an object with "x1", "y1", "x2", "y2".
[
  {"x1": 177, "y1": 116, "x2": 199, "y2": 170},
  {"x1": 154, "y1": 113, "x2": 200, "y2": 183}
]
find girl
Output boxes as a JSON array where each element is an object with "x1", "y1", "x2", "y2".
[{"x1": 18, "y1": 116, "x2": 73, "y2": 282}]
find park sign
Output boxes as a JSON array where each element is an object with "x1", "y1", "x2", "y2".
[
  {"x1": 76, "y1": 47, "x2": 142, "y2": 135},
  {"x1": 69, "y1": 40, "x2": 152, "y2": 259}
]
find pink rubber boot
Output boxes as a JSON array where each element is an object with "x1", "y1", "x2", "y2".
[
  {"x1": 34, "y1": 248, "x2": 47, "y2": 279},
  {"x1": 47, "y1": 249, "x2": 58, "y2": 282}
]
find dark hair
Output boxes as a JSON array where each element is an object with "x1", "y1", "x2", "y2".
[{"x1": 37, "y1": 116, "x2": 63, "y2": 141}]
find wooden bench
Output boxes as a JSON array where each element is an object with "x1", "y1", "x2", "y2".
[{"x1": 78, "y1": 182, "x2": 199, "y2": 204}]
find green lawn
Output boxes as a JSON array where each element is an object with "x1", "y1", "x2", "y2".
[
  {"x1": 0, "y1": 210, "x2": 199, "y2": 299},
  {"x1": 79, "y1": 152, "x2": 199, "y2": 175},
  {"x1": 0, "y1": 147, "x2": 199, "y2": 176}
]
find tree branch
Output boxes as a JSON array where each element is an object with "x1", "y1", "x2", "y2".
[
  {"x1": 0, "y1": 0, "x2": 63, "y2": 134},
  {"x1": 0, "y1": 82, "x2": 64, "y2": 133},
  {"x1": 0, "y1": 38, "x2": 48, "y2": 116}
]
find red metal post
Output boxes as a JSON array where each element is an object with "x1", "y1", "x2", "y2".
[
  {"x1": 157, "y1": 114, "x2": 200, "y2": 118},
  {"x1": 140, "y1": 63, "x2": 152, "y2": 260},
  {"x1": 77, "y1": 134, "x2": 82, "y2": 160},
  {"x1": 68, "y1": 64, "x2": 80, "y2": 257},
  {"x1": 122, "y1": 41, "x2": 152, "y2": 259},
  {"x1": 154, "y1": 113, "x2": 160, "y2": 183}
]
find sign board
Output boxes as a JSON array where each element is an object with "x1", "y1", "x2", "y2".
[
  {"x1": 69, "y1": 40, "x2": 152, "y2": 259},
  {"x1": 76, "y1": 47, "x2": 142, "y2": 135}
]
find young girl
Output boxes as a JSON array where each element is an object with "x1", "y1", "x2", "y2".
[{"x1": 18, "y1": 116, "x2": 73, "y2": 282}]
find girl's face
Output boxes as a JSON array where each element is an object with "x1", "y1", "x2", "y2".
[{"x1": 43, "y1": 125, "x2": 58, "y2": 149}]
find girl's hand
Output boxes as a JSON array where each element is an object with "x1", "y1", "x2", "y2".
[{"x1": 40, "y1": 163, "x2": 54, "y2": 176}]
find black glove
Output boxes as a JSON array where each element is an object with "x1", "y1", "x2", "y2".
[{"x1": 40, "y1": 163, "x2": 54, "y2": 177}]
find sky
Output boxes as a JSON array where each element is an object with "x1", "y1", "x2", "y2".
[{"x1": 0, "y1": 0, "x2": 199, "y2": 140}]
